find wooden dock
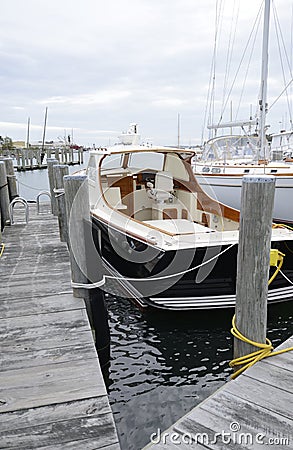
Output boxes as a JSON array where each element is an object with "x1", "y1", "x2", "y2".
[
  {"x1": 144, "y1": 335, "x2": 293, "y2": 449},
  {"x1": 0, "y1": 204, "x2": 120, "y2": 449},
  {"x1": 0, "y1": 147, "x2": 84, "y2": 171}
]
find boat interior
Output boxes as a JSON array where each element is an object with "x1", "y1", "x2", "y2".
[{"x1": 88, "y1": 150, "x2": 240, "y2": 235}]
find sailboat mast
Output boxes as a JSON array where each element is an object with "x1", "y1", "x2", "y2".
[
  {"x1": 259, "y1": 0, "x2": 271, "y2": 159},
  {"x1": 41, "y1": 107, "x2": 48, "y2": 153},
  {"x1": 26, "y1": 117, "x2": 30, "y2": 149},
  {"x1": 177, "y1": 113, "x2": 180, "y2": 148}
]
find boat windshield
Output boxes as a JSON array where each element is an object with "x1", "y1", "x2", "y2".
[
  {"x1": 203, "y1": 136, "x2": 259, "y2": 162},
  {"x1": 101, "y1": 154, "x2": 123, "y2": 171},
  {"x1": 128, "y1": 152, "x2": 164, "y2": 171}
]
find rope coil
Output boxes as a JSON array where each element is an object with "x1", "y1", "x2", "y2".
[
  {"x1": 229, "y1": 315, "x2": 293, "y2": 379},
  {"x1": 230, "y1": 247, "x2": 293, "y2": 379}
]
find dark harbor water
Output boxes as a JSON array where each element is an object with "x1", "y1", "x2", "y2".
[
  {"x1": 14, "y1": 161, "x2": 293, "y2": 450},
  {"x1": 105, "y1": 297, "x2": 292, "y2": 450}
]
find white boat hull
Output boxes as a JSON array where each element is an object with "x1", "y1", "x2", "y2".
[{"x1": 197, "y1": 174, "x2": 293, "y2": 224}]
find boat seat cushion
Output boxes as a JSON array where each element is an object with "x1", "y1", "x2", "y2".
[{"x1": 103, "y1": 187, "x2": 127, "y2": 210}]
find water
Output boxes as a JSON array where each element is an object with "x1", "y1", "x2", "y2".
[
  {"x1": 16, "y1": 155, "x2": 89, "y2": 201},
  {"x1": 106, "y1": 298, "x2": 292, "y2": 450},
  {"x1": 14, "y1": 161, "x2": 293, "y2": 450}
]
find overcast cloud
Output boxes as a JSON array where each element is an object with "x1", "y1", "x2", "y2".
[{"x1": 0, "y1": 0, "x2": 292, "y2": 147}]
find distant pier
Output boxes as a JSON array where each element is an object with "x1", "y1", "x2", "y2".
[
  {"x1": 0, "y1": 204, "x2": 120, "y2": 449},
  {"x1": 0, "y1": 146, "x2": 84, "y2": 171}
]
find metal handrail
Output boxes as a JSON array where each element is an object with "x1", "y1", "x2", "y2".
[
  {"x1": 36, "y1": 190, "x2": 51, "y2": 214},
  {"x1": 9, "y1": 197, "x2": 29, "y2": 225}
]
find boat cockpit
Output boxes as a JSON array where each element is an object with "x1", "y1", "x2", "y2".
[{"x1": 87, "y1": 148, "x2": 240, "y2": 235}]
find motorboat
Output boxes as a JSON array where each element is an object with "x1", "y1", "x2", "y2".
[{"x1": 81, "y1": 124, "x2": 293, "y2": 311}]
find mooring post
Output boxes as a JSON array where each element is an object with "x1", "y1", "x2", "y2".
[
  {"x1": 78, "y1": 148, "x2": 83, "y2": 164},
  {"x1": 64, "y1": 174, "x2": 90, "y2": 299},
  {"x1": 47, "y1": 158, "x2": 58, "y2": 215},
  {"x1": 25, "y1": 149, "x2": 29, "y2": 168},
  {"x1": 0, "y1": 162, "x2": 11, "y2": 229},
  {"x1": 53, "y1": 164, "x2": 69, "y2": 243},
  {"x1": 64, "y1": 175, "x2": 108, "y2": 363},
  {"x1": 16, "y1": 149, "x2": 21, "y2": 169},
  {"x1": 29, "y1": 149, "x2": 33, "y2": 169},
  {"x1": 54, "y1": 148, "x2": 60, "y2": 162},
  {"x1": 36, "y1": 149, "x2": 41, "y2": 168},
  {"x1": 234, "y1": 175, "x2": 276, "y2": 362},
  {"x1": 21, "y1": 149, "x2": 26, "y2": 171},
  {"x1": 0, "y1": 157, "x2": 18, "y2": 200},
  {"x1": 84, "y1": 218, "x2": 109, "y2": 370},
  {"x1": 69, "y1": 147, "x2": 74, "y2": 164}
]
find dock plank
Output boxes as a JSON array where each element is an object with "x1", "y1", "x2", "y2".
[
  {"x1": 0, "y1": 204, "x2": 120, "y2": 449},
  {"x1": 1, "y1": 342, "x2": 97, "y2": 371},
  {"x1": 144, "y1": 337, "x2": 293, "y2": 449},
  {"x1": 0, "y1": 293, "x2": 85, "y2": 319},
  {"x1": 225, "y1": 373, "x2": 293, "y2": 419}
]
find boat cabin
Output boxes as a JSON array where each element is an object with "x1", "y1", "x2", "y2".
[{"x1": 87, "y1": 146, "x2": 240, "y2": 238}]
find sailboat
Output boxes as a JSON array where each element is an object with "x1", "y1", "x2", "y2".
[
  {"x1": 74, "y1": 123, "x2": 293, "y2": 311},
  {"x1": 194, "y1": 0, "x2": 293, "y2": 225}
]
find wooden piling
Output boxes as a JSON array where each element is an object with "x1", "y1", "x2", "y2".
[
  {"x1": 16, "y1": 150, "x2": 21, "y2": 168},
  {"x1": 0, "y1": 157, "x2": 18, "y2": 200},
  {"x1": 21, "y1": 149, "x2": 26, "y2": 171},
  {"x1": 69, "y1": 147, "x2": 74, "y2": 164},
  {"x1": 47, "y1": 158, "x2": 58, "y2": 215},
  {"x1": 54, "y1": 148, "x2": 60, "y2": 162},
  {"x1": 0, "y1": 162, "x2": 10, "y2": 229},
  {"x1": 29, "y1": 149, "x2": 33, "y2": 168},
  {"x1": 79, "y1": 147, "x2": 84, "y2": 164},
  {"x1": 25, "y1": 149, "x2": 29, "y2": 168},
  {"x1": 63, "y1": 175, "x2": 107, "y2": 364},
  {"x1": 53, "y1": 164, "x2": 69, "y2": 243},
  {"x1": 83, "y1": 219, "x2": 109, "y2": 368},
  {"x1": 234, "y1": 175, "x2": 276, "y2": 360},
  {"x1": 63, "y1": 174, "x2": 90, "y2": 298},
  {"x1": 36, "y1": 149, "x2": 41, "y2": 168}
]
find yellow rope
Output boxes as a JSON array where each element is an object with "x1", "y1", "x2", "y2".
[
  {"x1": 272, "y1": 223, "x2": 293, "y2": 231},
  {"x1": 230, "y1": 249, "x2": 293, "y2": 379},
  {"x1": 268, "y1": 250, "x2": 284, "y2": 285},
  {"x1": 0, "y1": 243, "x2": 4, "y2": 258},
  {"x1": 229, "y1": 315, "x2": 293, "y2": 379}
]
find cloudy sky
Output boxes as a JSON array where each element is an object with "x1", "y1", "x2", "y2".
[{"x1": 0, "y1": 0, "x2": 292, "y2": 147}]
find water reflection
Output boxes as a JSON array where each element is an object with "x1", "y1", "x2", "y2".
[{"x1": 106, "y1": 297, "x2": 292, "y2": 450}]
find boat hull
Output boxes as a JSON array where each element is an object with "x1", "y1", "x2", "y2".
[
  {"x1": 196, "y1": 174, "x2": 293, "y2": 225},
  {"x1": 92, "y1": 216, "x2": 293, "y2": 310}
]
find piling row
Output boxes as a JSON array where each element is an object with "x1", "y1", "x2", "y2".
[{"x1": 0, "y1": 147, "x2": 84, "y2": 171}]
